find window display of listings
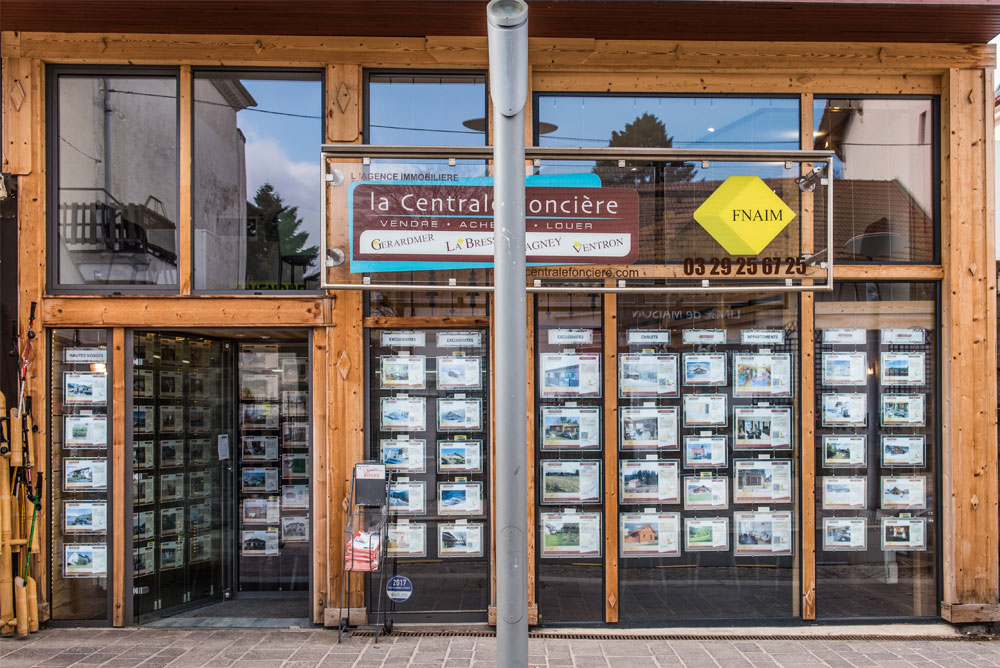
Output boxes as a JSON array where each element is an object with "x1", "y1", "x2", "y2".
[
  {"x1": 366, "y1": 327, "x2": 491, "y2": 616},
  {"x1": 51, "y1": 330, "x2": 111, "y2": 620},
  {"x1": 614, "y1": 292, "x2": 800, "y2": 622},
  {"x1": 814, "y1": 298, "x2": 937, "y2": 619}
]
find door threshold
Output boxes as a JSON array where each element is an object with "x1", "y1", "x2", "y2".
[{"x1": 144, "y1": 616, "x2": 313, "y2": 629}]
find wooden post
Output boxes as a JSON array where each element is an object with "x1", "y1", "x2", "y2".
[
  {"x1": 311, "y1": 325, "x2": 329, "y2": 623},
  {"x1": 603, "y1": 282, "x2": 619, "y2": 623},
  {"x1": 799, "y1": 92, "x2": 817, "y2": 621},
  {"x1": 111, "y1": 328, "x2": 126, "y2": 626},
  {"x1": 939, "y1": 67, "x2": 1000, "y2": 623},
  {"x1": 178, "y1": 65, "x2": 192, "y2": 295}
]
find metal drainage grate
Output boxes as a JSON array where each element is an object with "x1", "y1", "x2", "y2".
[{"x1": 349, "y1": 629, "x2": 991, "y2": 642}]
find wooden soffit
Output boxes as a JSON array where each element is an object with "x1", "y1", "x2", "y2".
[{"x1": 2, "y1": 1, "x2": 1000, "y2": 44}]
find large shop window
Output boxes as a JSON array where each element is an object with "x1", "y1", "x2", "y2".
[
  {"x1": 193, "y1": 71, "x2": 323, "y2": 292},
  {"x1": 533, "y1": 290, "x2": 800, "y2": 623},
  {"x1": 362, "y1": 71, "x2": 490, "y2": 306},
  {"x1": 813, "y1": 98, "x2": 937, "y2": 263},
  {"x1": 49, "y1": 70, "x2": 180, "y2": 291},
  {"x1": 365, "y1": 324, "x2": 491, "y2": 620},
  {"x1": 535, "y1": 95, "x2": 801, "y2": 265},
  {"x1": 814, "y1": 283, "x2": 938, "y2": 618},
  {"x1": 50, "y1": 329, "x2": 112, "y2": 621}
]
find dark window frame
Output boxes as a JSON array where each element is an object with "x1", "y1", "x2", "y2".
[
  {"x1": 46, "y1": 65, "x2": 182, "y2": 295},
  {"x1": 190, "y1": 67, "x2": 326, "y2": 295}
]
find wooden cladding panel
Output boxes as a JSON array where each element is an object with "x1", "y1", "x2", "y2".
[
  {"x1": 178, "y1": 65, "x2": 192, "y2": 296},
  {"x1": 328, "y1": 292, "x2": 365, "y2": 611},
  {"x1": 940, "y1": 67, "x2": 999, "y2": 610},
  {"x1": 1, "y1": 56, "x2": 33, "y2": 174}
]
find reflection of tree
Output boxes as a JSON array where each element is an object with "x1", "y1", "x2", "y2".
[
  {"x1": 246, "y1": 183, "x2": 319, "y2": 287},
  {"x1": 595, "y1": 112, "x2": 697, "y2": 184}
]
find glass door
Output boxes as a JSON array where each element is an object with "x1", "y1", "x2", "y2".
[
  {"x1": 236, "y1": 341, "x2": 311, "y2": 593},
  {"x1": 131, "y1": 333, "x2": 233, "y2": 621}
]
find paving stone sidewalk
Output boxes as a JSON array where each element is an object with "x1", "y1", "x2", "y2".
[{"x1": 2, "y1": 627, "x2": 1000, "y2": 668}]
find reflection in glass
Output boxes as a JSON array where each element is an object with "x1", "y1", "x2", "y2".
[
  {"x1": 616, "y1": 292, "x2": 799, "y2": 621},
  {"x1": 55, "y1": 75, "x2": 179, "y2": 287},
  {"x1": 813, "y1": 98, "x2": 936, "y2": 263},
  {"x1": 193, "y1": 73, "x2": 322, "y2": 291},
  {"x1": 536, "y1": 96, "x2": 801, "y2": 265},
  {"x1": 814, "y1": 282, "x2": 938, "y2": 618},
  {"x1": 367, "y1": 73, "x2": 487, "y2": 146}
]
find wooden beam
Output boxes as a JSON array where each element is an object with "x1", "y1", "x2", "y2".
[
  {"x1": 533, "y1": 72, "x2": 940, "y2": 95},
  {"x1": 326, "y1": 64, "x2": 361, "y2": 144},
  {"x1": 940, "y1": 67, "x2": 999, "y2": 610},
  {"x1": 42, "y1": 297, "x2": 328, "y2": 327},
  {"x1": 178, "y1": 65, "x2": 192, "y2": 295},
  {"x1": 311, "y1": 326, "x2": 328, "y2": 623},
  {"x1": 6, "y1": 32, "x2": 992, "y2": 73},
  {"x1": 111, "y1": 328, "x2": 125, "y2": 626},
  {"x1": 603, "y1": 283, "x2": 619, "y2": 623}
]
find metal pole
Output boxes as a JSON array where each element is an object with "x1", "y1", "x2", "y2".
[{"x1": 487, "y1": 1, "x2": 529, "y2": 666}]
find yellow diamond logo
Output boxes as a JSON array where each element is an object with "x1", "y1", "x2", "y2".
[{"x1": 693, "y1": 176, "x2": 796, "y2": 255}]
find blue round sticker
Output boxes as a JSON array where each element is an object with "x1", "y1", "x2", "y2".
[{"x1": 386, "y1": 575, "x2": 413, "y2": 602}]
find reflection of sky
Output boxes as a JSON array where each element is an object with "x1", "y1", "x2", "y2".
[
  {"x1": 368, "y1": 79, "x2": 487, "y2": 146},
  {"x1": 538, "y1": 96, "x2": 799, "y2": 149},
  {"x1": 238, "y1": 79, "x2": 322, "y2": 263},
  {"x1": 537, "y1": 96, "x2": 800, "y2": 180}
]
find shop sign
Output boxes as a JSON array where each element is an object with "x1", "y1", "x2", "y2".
[
  {"x1": 822, "y1": 329, "x2": 867, "y2": 345},
  {"x1": 741, "y1": 329, "x2": 785, "y2": 345},
  {"x1": 386, "y1": 575, "x2": 413, "y2": 602},
  {"x1": 349, "y1": 179, "x2": 639, "y2": 272},
  {"x1": 437, "y1": 332, "x2": 482, "y2": 348},
  {"x1": 381, "y1": 331, "x2": 426, "y2": 348},
  {"x1": 880, "y1": 329, "x2": 925, "y2": 345},
  {"x1": 693, "y1": 176, "x2": 796, "y2": 255},
  {"x1": 627, "y1": 330, "x2": 671, "y2": 345},
  {"x1": 64, "y1": 347, "x2": 107, "y2": 363},
  {"x1": 682, "y1": 329, "x2": 727, "y2": 345},
  {"x1": 548, "y1": 329, "x2": 593, "y2": 345}
]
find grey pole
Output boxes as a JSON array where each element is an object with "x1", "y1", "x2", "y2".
[{"x1": 487, "y1": 1, "x2": 529, "y2": 666}]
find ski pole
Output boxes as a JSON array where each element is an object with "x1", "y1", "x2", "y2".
[
  {"x1": 16, "y1": 302, "x2": 37, "y2": 418},
  {"x1": 22, "y1": 473, "x2": 42, "y2": 582}
]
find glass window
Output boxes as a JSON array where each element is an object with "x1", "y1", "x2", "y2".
[
  {"x1": 52, "y1": 72, "x2": 179, "y2": 289},
  {"x1": 50, "y1": 329, "x2": 111, "y2": 621},
  {"x1": 535, "y1": 96, "x2": 801, "y2": 264},
  {"x1": 364, "y1": 327, "x2": 491, "y2": 619},
  {"x1": 616, "y1": 292, "x2": 799, "y2": 622},
  {"x1": 534, "y1": 289, "x2": 605, "y2": 622},
  {"x1": 193, "y1": 71, "x2": 323, "y2": 291},
  {"x1": 814, "y1": 282, "x2": 938, "y2": 618},
  {"x1": 366, "y1": 72, "x2": 486, "y2": 146},
  {"x1": 813, "y1": 98, "x2": 937, "y2": 263}
]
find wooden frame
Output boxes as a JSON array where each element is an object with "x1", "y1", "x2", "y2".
[{"x1": 3, "y1": 29, "x2": 997, "y2": 626}]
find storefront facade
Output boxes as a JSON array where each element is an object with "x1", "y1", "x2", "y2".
[{"x1": 1, "y1": 0, "x2": 998, "y2": 630}]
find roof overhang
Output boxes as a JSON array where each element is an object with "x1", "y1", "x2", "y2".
[{"x1": 3, "y1": 0, "x2": 1000, "y2": 44}]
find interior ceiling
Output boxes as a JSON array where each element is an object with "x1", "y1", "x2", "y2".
[
  {"x1": 3, "y1": 1, "x2": 1000, "y2": 44},
  {"x1": 152, "y1": 328, "x2": 310, "y2": 341}
]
